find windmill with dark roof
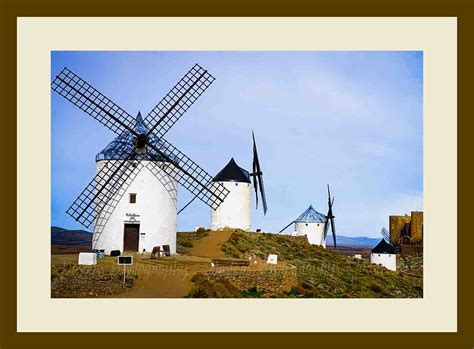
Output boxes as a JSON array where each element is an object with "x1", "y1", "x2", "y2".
[
  {"x1": 51, "y1": 64, "x2": 229, "y2": 255},
  {"x1": 278, "y1": 185, "x2": 337, "y2": 248},
  {"x1": 208, "y1": 132, "x2": 267, "y2": 231},
  {"x1": 370, "y1": 228, "x2": 398, "y2": 271},
  {"x1": 370, "y1": 226, "x2": 413, "y2": 272}
]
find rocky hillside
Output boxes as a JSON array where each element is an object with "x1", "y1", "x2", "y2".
[
  {"x1": 51, "y1": 226, "x2": 92, "y2": 254},
  {"x1": 219, "y1": 231, "x2": 422, "y2": 298}
]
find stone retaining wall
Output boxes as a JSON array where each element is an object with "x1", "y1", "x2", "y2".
[{"x1": 207, "y1": 264, "x2": 298, "y2": 293}]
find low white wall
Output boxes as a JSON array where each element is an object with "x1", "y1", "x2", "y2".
[
  {"x1": 93, "y1": 160, "x2": 178, "y2": 255},
  {"x1": 370, "y1": 253, "x2": 397, "y2": 271},
  {"x1": 294, "y1": 222, "x2": 326, "y2": 247},
  {"x1": 210, "y1": 181, "x2": 251, "y2": 231}
]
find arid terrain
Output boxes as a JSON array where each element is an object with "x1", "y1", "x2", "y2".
[{"x1": 51, "y1": 229, "x2": 423, "y2": 298}]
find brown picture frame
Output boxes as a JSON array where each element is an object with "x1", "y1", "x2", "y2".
[{"x1": 1, "y1": 0, "x2": 472, "y2": 348}]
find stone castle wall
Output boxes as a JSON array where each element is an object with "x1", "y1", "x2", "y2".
[
  {"x1": 389, "y1": 211, "x2": 423, "y2": 244},
  {"x1": 410, "y1": 211, "x2": 423, "y2": 243},
  {"x1": 389, "y1": 215, "x2": 411, "y2": 242}
]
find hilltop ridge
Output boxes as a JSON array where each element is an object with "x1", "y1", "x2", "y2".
[{"x1": 187, "y1": 230, "x2": 423, "y2": 298}]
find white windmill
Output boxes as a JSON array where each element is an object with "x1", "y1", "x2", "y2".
[
  {"x1": 51, "y1": 64, "x2": 229, "y2": 255},
  {"x1": 279, "y1": 185, "x2": 337, "y2": 248},
  {"x1": 207, "y1": 132, "x2": 267, "y2": 231},
  {"x1": 370, "y1": 228, "x2": 397, "y2": 271},
  {"x1": 92, "y1": 113, "x2": 179, "y2": 254},
  {"x1": 291, "y1": 205, "x2": 328, "y2": 246}
]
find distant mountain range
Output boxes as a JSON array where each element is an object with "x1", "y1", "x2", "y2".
[
  {"x1": 327, "y1": 235, "x2": 380, "y2": 247},
  {"x1": 51, "y1": 226, "x2": 92, "y2": 253},
  {"x1": 51, "y1": 226, "x2": 380, "y2": 251}
]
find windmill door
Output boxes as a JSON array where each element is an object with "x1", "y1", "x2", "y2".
[{"x1": 123, "y1": 224, "x2": 140, "y2": 251}]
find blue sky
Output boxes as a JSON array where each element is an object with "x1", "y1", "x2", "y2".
[{"x1": 51, "y1": 51, "x2": 423, "y2": 237}]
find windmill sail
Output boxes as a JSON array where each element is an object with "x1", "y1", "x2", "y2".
[
  {"x1": 323, "y1": 218, "x2": 330, "y2": 239},
  {"x1": 144, "y1": 64, "x2": 215, "y2": 139},
  {"x1": 325, "y1": 185, "x2": 337, "y2": 248},
  {"x1": 52, "y1": 64, "x2": 230, "y2": 229},
  {"x1": 67, "y1": 144, "x2": 142, "y2": 227},
  {"x1": 381, "y1": 227, "x2": 391, "y2": 243},
  {"x1": 329, "y1": 215, "x2": 336, "y2": 248},
  {"x1": 252, "y1": 138, "x2": 259, "y2": 210},
  {"x1": 147, "y1": 137, "x2": 229, "y2": 210},
  {"x1": 278, "y1": 220, "x2": 295, "y2": 234},
  {"x1": 378, "y1": 227, "x2": 410, "y2": 269},
  {"x1": 51, "y1": 68, "x2": 137, "y2": 136},
  {"x1": 251, "y1": 132, "x2": 267, "y2": 215}
]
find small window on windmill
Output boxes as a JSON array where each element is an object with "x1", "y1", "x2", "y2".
[
  {"x1": 129, "y1": 193, "x2": 137, "y2": 204},
  {"x1": 235, "y1": 183, "x2": 238, "y2": 186},
  {"x1": 305, "y1": 223, "x2": 308, "y2": 226}
]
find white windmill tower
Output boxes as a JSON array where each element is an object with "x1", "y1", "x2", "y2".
[
  {"x1": 51, "y1": 64, "x2": 229, "y2": 255},
  {"x1": 370, "y1": 228, "x2": 397, "y2": 271},
  {"x1": 279, "y1": 185, "x2": 337, "y2": 249},
  {"x1": 209, "y1": 132, "x2": 267, "y2": 231},
  {"x1": 291, "y1": 205, "x2": 328, "y2": 246},
  {"x1": 93, "y1": 112, "x2": 179, "y2": 254},
  {"x1": 370, "y1": 227, "x2": 414, "y2": 272},
  {"x1": 210, "y1": 158, "x2": 252, "y2": 230}
]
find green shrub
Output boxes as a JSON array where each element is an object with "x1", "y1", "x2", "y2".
[
  {"x1": 369, "y1": 282, "x2": 383, "y2": 293},
  {"x1": 242, "y1": 287, "x2": 263, "y2": 298},
  {"x1": 181, "y1": 241, "x2": 193, "y2": 248}
]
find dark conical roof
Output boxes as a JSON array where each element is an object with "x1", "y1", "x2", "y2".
[
  {"x1": 371, "y1": 239, "x2": 397, "y2": 254},
  {"x1": 212, "y1": 158, "x2": 250, "y2": 183},
  {"x1": 96, "y1": 112, "x2": 169, "y2": 162}
]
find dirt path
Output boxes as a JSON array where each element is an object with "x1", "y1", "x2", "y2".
[
  {"x1": 113, "y1": 257, "x2": 212, "y2": 298},
  {"x1": 120, "y1": 267, "x2": 194, "y2": 298},
  {"x1": 51, "y1": 231, "x2": 235, "y2": 298},
  {"x1": 122, "y1": 231, "x2": 233, "y2": 297},
  {"x1": 188, "y1": 231, "x2": 233, "y2": 258}
]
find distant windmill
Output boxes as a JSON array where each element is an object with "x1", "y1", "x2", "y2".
[
  {"x1": 380, "y1": 226, "x2": 411, "y2": 270},
  {"x1": 369, "y1": 227, "x2": 399, "y2": 271},
  {"x1": 278, "y1": 184, "x2": 337, "y2": 249},
  {"x1": 51, "y1": 64, "x2": 229, "y2": 254}
]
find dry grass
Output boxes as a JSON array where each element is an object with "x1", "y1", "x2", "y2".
[
  {"x1": 186, "y1": 272, "x2": 242, "y2": 298},
  {"x1": 398, "y1": 255, "x2": 423, "y2": 276},
  {"x1": 51, "y1": 230, "x2": 423, "y2": 299},
  {"x1": 176, "y1": 229, "x2": 210, "y2": 254},
  {"x1": 220, "y1": 231, "x2": 423, "y2": 298},
  {"x1": 51, "y1": 263, "x2": 137, "y2": 298}
]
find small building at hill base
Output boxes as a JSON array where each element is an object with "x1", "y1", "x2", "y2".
[
  {"x1": 370, "y1": 239, "x2": 397, "y2": 271},
  {"x1": 210, "y1": 158, "x2": 252, "y2": 231},
  {"x1": 291, "y1": 205, "x2": 327, "y2": 247}
]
